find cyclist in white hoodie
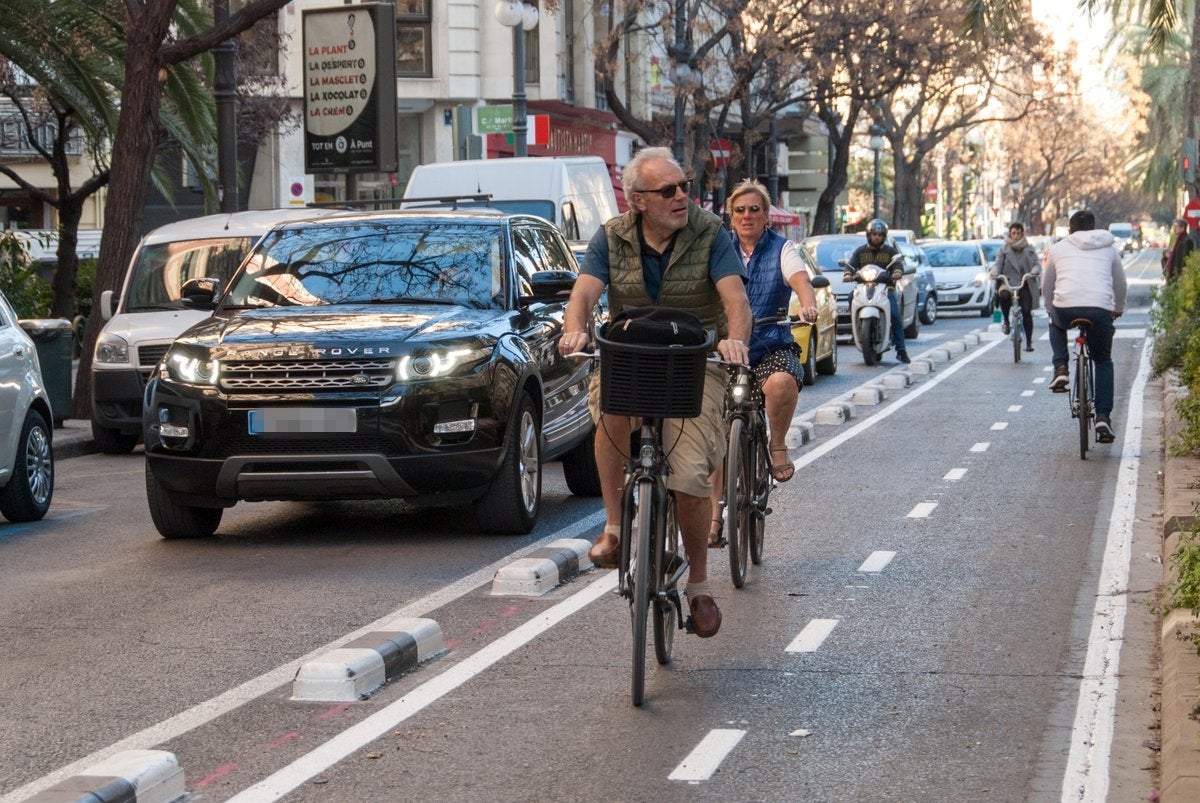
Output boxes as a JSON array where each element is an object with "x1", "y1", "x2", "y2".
[{"x1": 1041, "y1": 209, "x2": 1127, "y2": 443}]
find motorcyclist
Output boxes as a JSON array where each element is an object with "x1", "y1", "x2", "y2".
[{"x1": 846, "y1": 219, "x2": 909, "y2": 364}]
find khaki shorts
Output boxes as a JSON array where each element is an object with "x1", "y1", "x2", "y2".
[{"x1": 588, "y1": 363, "x2": 727, "y2": 498}]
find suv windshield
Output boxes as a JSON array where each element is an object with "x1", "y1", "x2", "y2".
[
  {"x1": 124, "y1": 237, "x2": 253, "y2": 312},
  {"x1": 226, "y1": 221, "x2": 503, "y2": 310}
]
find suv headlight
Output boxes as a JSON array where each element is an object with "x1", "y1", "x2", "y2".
[
  {"x1": 397, "y1": 345, "x2": 491, "y2": 381},
  {"x1": 95, "y1": 332, "x2": 130, "y2": 365},
  {"x1": 160, "y1": 346, "x2": 219, "y2": 386}
]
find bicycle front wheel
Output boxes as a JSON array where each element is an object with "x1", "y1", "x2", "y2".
[
  {"x1": 725, "y1": 417, "x2": 751, "y2": 588},
  {"x1": 1012, "y1": 308, "x2": 1022, "y2": 362},
  {"x1": 1076, "y1": 352, "x2": 1091, "y2": 460},
  {"x1": 653, "y1": 492, "x2": 678, "y2": 665},
  {"x1": 630, "y1": 477, "x2": 654, "y2": 706}
]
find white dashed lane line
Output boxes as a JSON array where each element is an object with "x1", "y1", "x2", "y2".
[
  {"x1": 991, "y1": 422, "x2": 1009, "y2": 430},
  {"x1": 786, "y1": 619, "x2": 839, "y2": 653},
  {"x1": 1021, "y1": 389, "x2": 1035, "y2": 397},
  {"x1": 970, "y1": 442, "x2": 990, "y2": 452},
  {"x1": 858, "y1": 551, "x2": 896, "y2": 573},
  {"x1": 1007, "y1": 404, "x2": 1022, "y2": 412},
  {"x1": 944, "y1": 468, "x2": 967, "y2": 481},
  {"x1": 907, "y1": 502, "x2": 938, "y2": 518},
  {"x1": 668, "y1": 729, "x2": 747, "y2": 782}
]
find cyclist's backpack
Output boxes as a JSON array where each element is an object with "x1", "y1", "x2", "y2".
[{"x1": 603, "y1": 306, "x2": 707, "y2": 346}]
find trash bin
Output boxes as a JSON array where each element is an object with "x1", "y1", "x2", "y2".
[{"x1": 18, "y1": 318, "x2": 73, "y2": 427}]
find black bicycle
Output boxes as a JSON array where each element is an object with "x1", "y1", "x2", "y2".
[
  {"x1": 593, "y1": 327, "x2": 714, "y2": 706},
  {"x1": 1068, "y1": 318, "x2": 1095, "y2": 460}
]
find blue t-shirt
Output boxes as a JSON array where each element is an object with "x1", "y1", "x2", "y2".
[{"x1": 579, "y1": 218, "x2": 744, "y2": 301}]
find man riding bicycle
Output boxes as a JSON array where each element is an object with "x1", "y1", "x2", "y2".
[
  {"x1": 1042, "y1": 209, "x2": 1127, "y2": 443},
  {"x1": 557, "y1": 147, "x2": 752, "y2": 638}
]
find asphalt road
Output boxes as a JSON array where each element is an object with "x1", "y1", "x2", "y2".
[{"x1": 0, "y1": 250, "x2": 1164, "y2": 802}]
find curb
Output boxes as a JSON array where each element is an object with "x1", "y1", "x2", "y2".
[
  {"x1": 1159, "y1": 374, "x2": 1200, "y2": 803},
  {"x1": 23, "y1": 749, "x2": 184, "y2": 803},
  {"x1": 291, "y1": 618, "x2": 444, "y2": 702},
  {"x1": 50, "y1": 420, "x2": 98, "y2": 461}
]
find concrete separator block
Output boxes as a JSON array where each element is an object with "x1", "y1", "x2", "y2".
[
  {"x1": 908, "y1": 359, "x2": 935, "y2": 375},
  {"x1": 881, "y1": 372, "x2": 911, "y2": 389},
  {"x1": 787, "y1": 421, "x2": 814, "y2": 447},
  {"x1": 292, "y1": 618, "x2": 443, "y2": 701},
  {"x1": 851, "y1": 386, "x2": 884, "y2": 405},
  {"x1": 945, "y1": 339, "x2": 967, "y2": 353},
  {"x1": 490, "y1": 538, "x2": 592, "y2": 596},
  {"x1": 927, "y1": 348, "x2": 951, "y2": 363},
  {"x1": 961, "y1": 333, "x2": 981, "y2": 345},
  {"x1": 25, "y1": 750, "x2": 184, "y2": 803},
  {"x1": 814, "y1": 402, "x2": 855, "y2": 425}
]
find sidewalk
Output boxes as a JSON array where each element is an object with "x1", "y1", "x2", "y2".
[
  {"x1": 50, "y1": 418, "x2": 98, "y2": 461},
  {"x1": 1159, "y1": 375, "x2": 1200, "y2": 802}
]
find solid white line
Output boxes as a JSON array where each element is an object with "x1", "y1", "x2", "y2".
[
  {"x1": 944, "y1": 468, "x2": 967, "y2": 481},
  {"x1": 0, "y1": 512, "x2": 606, "y2": 803},
  {"x1": 230, "y1": 573, "x2": 619, "y2": 802},
  {"x1": 907, "y1": 502, "x2": 938, "y2": 518},
  {"x1": 970, "y1": 442, "x2": 990, "y2": 452},
  {"x1": 1007, "y1": 405, "x2": 1022, "y2": 412},
  {"x1": 1060, "y1": 337, "x2": 1151, "y2": 802},
  {"x1": 991, "y1": 422, "x2": 1009, "y2": 430},
  {"x1": 668, "y1": 729, "x2": 747, "y2": 782},
  {"x1": 785, "y1": 619, "x2": 839, "y2": 653},
  {"x1": 858, "y1": 551, "x2": 896, "y2": 573}
]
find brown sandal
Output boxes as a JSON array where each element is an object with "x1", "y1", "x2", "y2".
[
  {"x1": 708, "y1": 516, "x2": 725, "y2": 548},
  {"x1": 769, "y1": 447, "x2": 795, "y2": 483}
]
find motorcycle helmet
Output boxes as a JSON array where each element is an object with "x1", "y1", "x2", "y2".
[{"x1": 867, "y1": 218, "x2": 888, "y2": 237}]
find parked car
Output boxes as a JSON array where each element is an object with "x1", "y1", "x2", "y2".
[
  {"x1": 922, "y1": 240, "x2": 994, "y2": 316},
  {"x1": 976, "y1": 238, "x2": 1005, "y2": 265},
  {"x1": 91, "y1": 208, "x2": 338, "y2": 454},
  {"x1": 800, "y1": 233, "x2": 920, "y2": 340},
  {"x1": 142, "y1": 209, "x2": 601, "y2": 538},
  {"x1": 0, "y1": 288, "x2": 54, "y2": 522},
  {"x1": 897, "y1": 241, "x2": 938, "y2": 325},
  {"x1": 786, "y1": 246, "x2": 838, "y2": 384}
]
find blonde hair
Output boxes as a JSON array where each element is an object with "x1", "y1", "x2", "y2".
[{"x1": 728, "y1": 179, "x2": 770, "y2": 211}]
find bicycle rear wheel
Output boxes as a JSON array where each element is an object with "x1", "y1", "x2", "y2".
[
  {"x1": 725, "y1": 417, "x2": 751, "y2": 588},
  {"x1": 750, "y1": 421, "x2": 769, "y2": 565},
  {"x1": 629, "y1": 477, "x2": 655, "y2": 705},
  {"x1": 653, "y1": 492, "x2": 678, "y2": 665},
  {"x1": 1076, "y1": 351, "x2": 1091, "y2": 460}
]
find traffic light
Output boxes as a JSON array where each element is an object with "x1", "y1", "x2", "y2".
[{"x1": 1184, "y1": 138, "x2": 1197, "y2": 185}]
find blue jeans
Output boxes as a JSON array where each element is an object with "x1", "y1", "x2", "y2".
[
  {"x1": 888, "y1": 288, "x2": 906, "y2": 351},
  {"x1": 1048, "y1": 305, "x2": 1115, "y2": 416}
]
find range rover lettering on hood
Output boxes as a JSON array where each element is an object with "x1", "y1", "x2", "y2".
[{"x1": 239, "y1": 346, "x2": 393, "y2": 359}]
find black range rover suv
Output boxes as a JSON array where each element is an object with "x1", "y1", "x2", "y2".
[{"x1": 142, "y1": 209, "x2": 600, "y2": 538}]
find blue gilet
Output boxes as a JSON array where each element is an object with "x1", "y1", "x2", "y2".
[{"x1": 739, "y1": 228, "x2": 793, "y2": 364}]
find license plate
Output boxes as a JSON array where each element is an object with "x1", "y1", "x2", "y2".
[
  {"x1": 247, "y1": 408, "x2": 357, "y2": 434},
  {"x1": 837, "y1": 301, "x2": 850, "y2": 313},
  {"x1": 941, "y1": 293, "x2": 959, "y2": 303}
]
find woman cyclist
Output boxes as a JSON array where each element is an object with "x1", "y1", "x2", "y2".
[{"x1": 989, "y1": 221, "x2": 1040, "y2": 352}]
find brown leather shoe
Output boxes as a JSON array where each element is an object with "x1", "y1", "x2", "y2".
[
  {"x1": 589, "y1": 530, "x2": 620, "y2": 569},
  {"x1": 689, "y1": 594, "x2": 722, "y2": 638}
]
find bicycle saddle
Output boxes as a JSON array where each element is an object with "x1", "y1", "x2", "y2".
[{"x1": 1070, "y1": 318, "x2": 1092, "y2": 328}]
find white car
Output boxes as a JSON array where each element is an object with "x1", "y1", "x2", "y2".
[
  {"x1": 0, "y1": 289, "x2": 54, "y2": 521},
  {"x1": 921, "y1": 240, "x2": 995, "y2": 317}
]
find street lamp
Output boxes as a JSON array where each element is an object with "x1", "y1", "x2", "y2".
[
  {"x1": 494, "y1": 1, "x2": 539, "y2": 158},
  {"x1": 869, "y1": 123, "x2": 886, "y2": 221},
  {"x1": 671, "y1": 0, "x2": 693, "y2": 166}
]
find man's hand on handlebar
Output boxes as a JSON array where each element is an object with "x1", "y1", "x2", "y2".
[
  {"x1": 558, "y1": 330, "x2": 590, "y2": 357},
  {"x1": 717, "y1": 337, "x2": 750, "y2": 365}
]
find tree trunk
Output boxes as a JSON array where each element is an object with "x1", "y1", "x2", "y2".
[
  {"x1": 49, "y1": 198, "x2": 82, "y2": 320},
  {"x1": 73, "y1": 2, "x2": 175, "y2": 419},
  {"x1": 895, "y1": 153, "x2": 927, "y2": 233}
]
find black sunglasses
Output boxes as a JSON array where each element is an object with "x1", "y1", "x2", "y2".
[
  {"x1": 634, "y1": 180, "x2": 691, "y2": 199},
  {"x1": 733, "y1": 204, "x2": 763, "y2": 214}
]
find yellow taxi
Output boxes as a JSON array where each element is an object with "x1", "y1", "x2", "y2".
[{"x1": 787, "y1": 244, "x2": 838, "y2": 384}]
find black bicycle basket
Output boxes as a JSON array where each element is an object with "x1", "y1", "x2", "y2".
[{"x1": 597, "y1": 310, "x2": 715, "y2": 418}]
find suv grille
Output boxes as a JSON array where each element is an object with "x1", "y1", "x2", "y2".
[
  {"x1": 220, "y1": 359, "x2": 395, "y2": 392},
  {"x1": 138, "y1": 343, "x2": 170, "y2": 368}
]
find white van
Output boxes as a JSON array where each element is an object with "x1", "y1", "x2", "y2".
[
  {"x1": 90, "y1": 208, "x2": 335, "y2": 453},
  {"x1": 401, "y1": 156, "x2": 619, "y2": 242}
]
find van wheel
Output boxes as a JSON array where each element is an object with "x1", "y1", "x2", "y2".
[
  {"x1": 92, "y1": 421, "x2": 139, "y2": 455},
  {"x1": 0, "y1": 409, "x2": 53, "y2": 522},
  {"x1": 145, "y1": 462, "x2": 221, "y2": 538}
]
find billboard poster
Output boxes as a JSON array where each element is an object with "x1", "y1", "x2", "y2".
[{"x1": 303, "y1": 3, "x2": 397, "y2": 173}]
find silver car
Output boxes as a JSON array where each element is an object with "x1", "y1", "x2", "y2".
[
  {"x1": 0, "y1": 289, "x2": 54, "y2": 522},
  {"x1": 922, "y1": 240, "x2": 995, "y2": 316}
]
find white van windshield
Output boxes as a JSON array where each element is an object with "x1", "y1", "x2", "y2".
[{"x1": 124, "y1": 237, "x2": 253, "y2": 312}]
